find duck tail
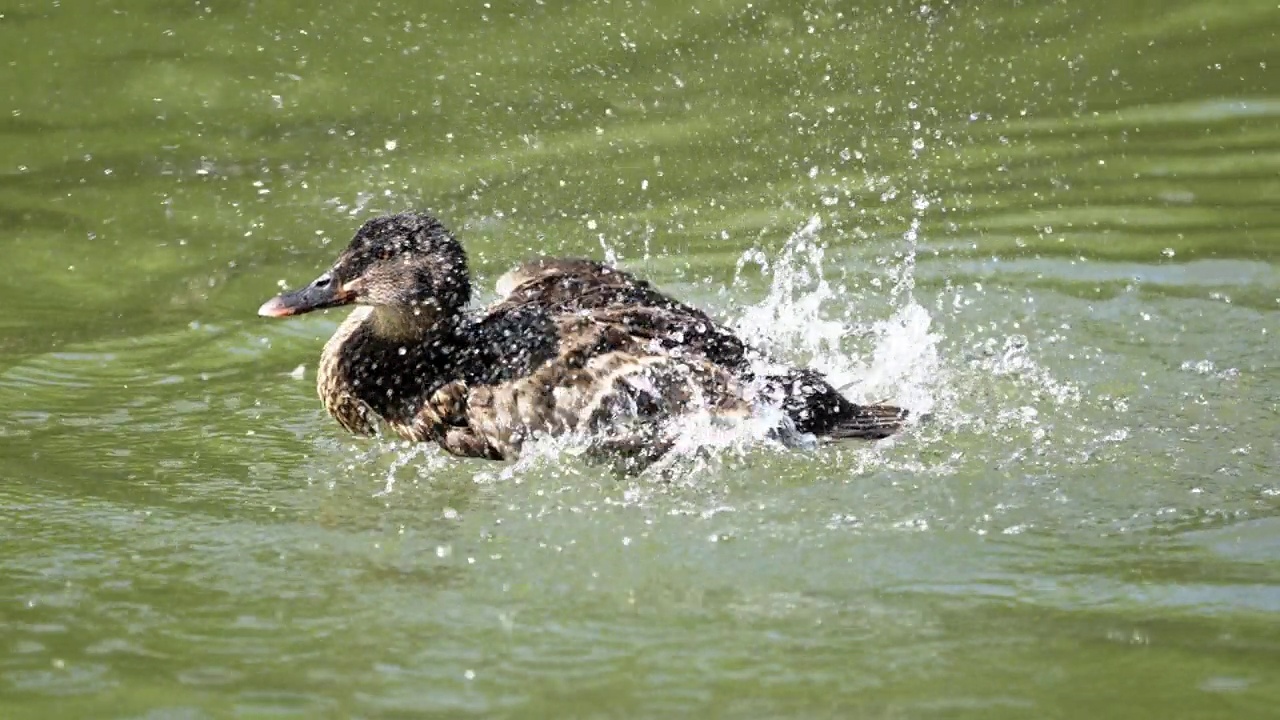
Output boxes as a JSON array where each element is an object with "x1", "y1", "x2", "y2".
[{"x1": 824, "y1": 402, "x2": 909, "y2": 440}]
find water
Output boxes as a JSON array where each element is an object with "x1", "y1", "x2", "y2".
[{"x1": 2, "y1": 0, "x2": 1278, "y2": 717}]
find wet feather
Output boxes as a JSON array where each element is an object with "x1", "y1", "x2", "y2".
[{"x1": 259, "y1": 212, "x2": 907, "y2": 467}]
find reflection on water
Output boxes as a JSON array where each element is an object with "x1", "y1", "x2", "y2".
[{"x1": 1, "y1": 0, "x2": 1278, "y2": 717}]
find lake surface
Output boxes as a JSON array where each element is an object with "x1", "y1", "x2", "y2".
[{"x1": 2, "y1": 0, "x2": 1278, "y2": 717}]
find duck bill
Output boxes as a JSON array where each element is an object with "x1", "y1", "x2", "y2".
[{"x1": 258, "y1": 281, "x2": 354, "y2": 318}]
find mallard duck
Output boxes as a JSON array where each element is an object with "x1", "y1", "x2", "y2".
[{"x1": 258, "y1": 212, "x2": 906, "y2": 465}]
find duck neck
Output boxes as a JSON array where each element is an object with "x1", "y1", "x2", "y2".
[
  {"x1": 317, "y1": 305, "x2": 466, "y2": 430},
  {"x1": 366, "y1": 304, "x2": 462, "y2": 343}
]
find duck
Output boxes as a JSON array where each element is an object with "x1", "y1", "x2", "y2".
[{"x1": 258, "y1": 211, "x2": 907, "y2": 467}]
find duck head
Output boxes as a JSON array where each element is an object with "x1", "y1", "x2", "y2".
[{"x1": 258, "y1": 212, "x2": 470, "y2": 334}]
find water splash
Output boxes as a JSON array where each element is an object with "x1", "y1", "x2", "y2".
[
  {"x1": 376, "y1": 212, "x2": 1089, "y2": 491},
  {"x1": 733, "y1": 216, "x2": 842, "y2": 360},
  {"x1": 731, "y1": 214, "x2": 944, "y2": 414},
  {"x1": 373, "y1": 440, "x2": 454, "y2": 495},
  {"x1": 860, "y1": 301, "x2": 943, "y2": 416}
]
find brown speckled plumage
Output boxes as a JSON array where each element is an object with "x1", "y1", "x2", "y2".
[{"x1": 259, "y1": 212, "x2": 907, "y2": 467}]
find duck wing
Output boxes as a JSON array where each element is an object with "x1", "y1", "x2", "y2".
[
  {"x1": 491, "y1": 258, "x2": 750, "y2": 367},
  {"x1": 400, "y1": 304, "x2": 752, "y2": 465},
  {"x1": 492, "y1": 258, "x2": 662, "y2": 309},
  {"x1": 489, "y1": 258, "x2": 908, "y2": 440},
  {"x1": 582, "y1": 305, "x2": 906, "y2": 439}
]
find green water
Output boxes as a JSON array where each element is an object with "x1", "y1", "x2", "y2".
[{"x1": 3, "y1": 0, "x2": 1278, "y2": 716}]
